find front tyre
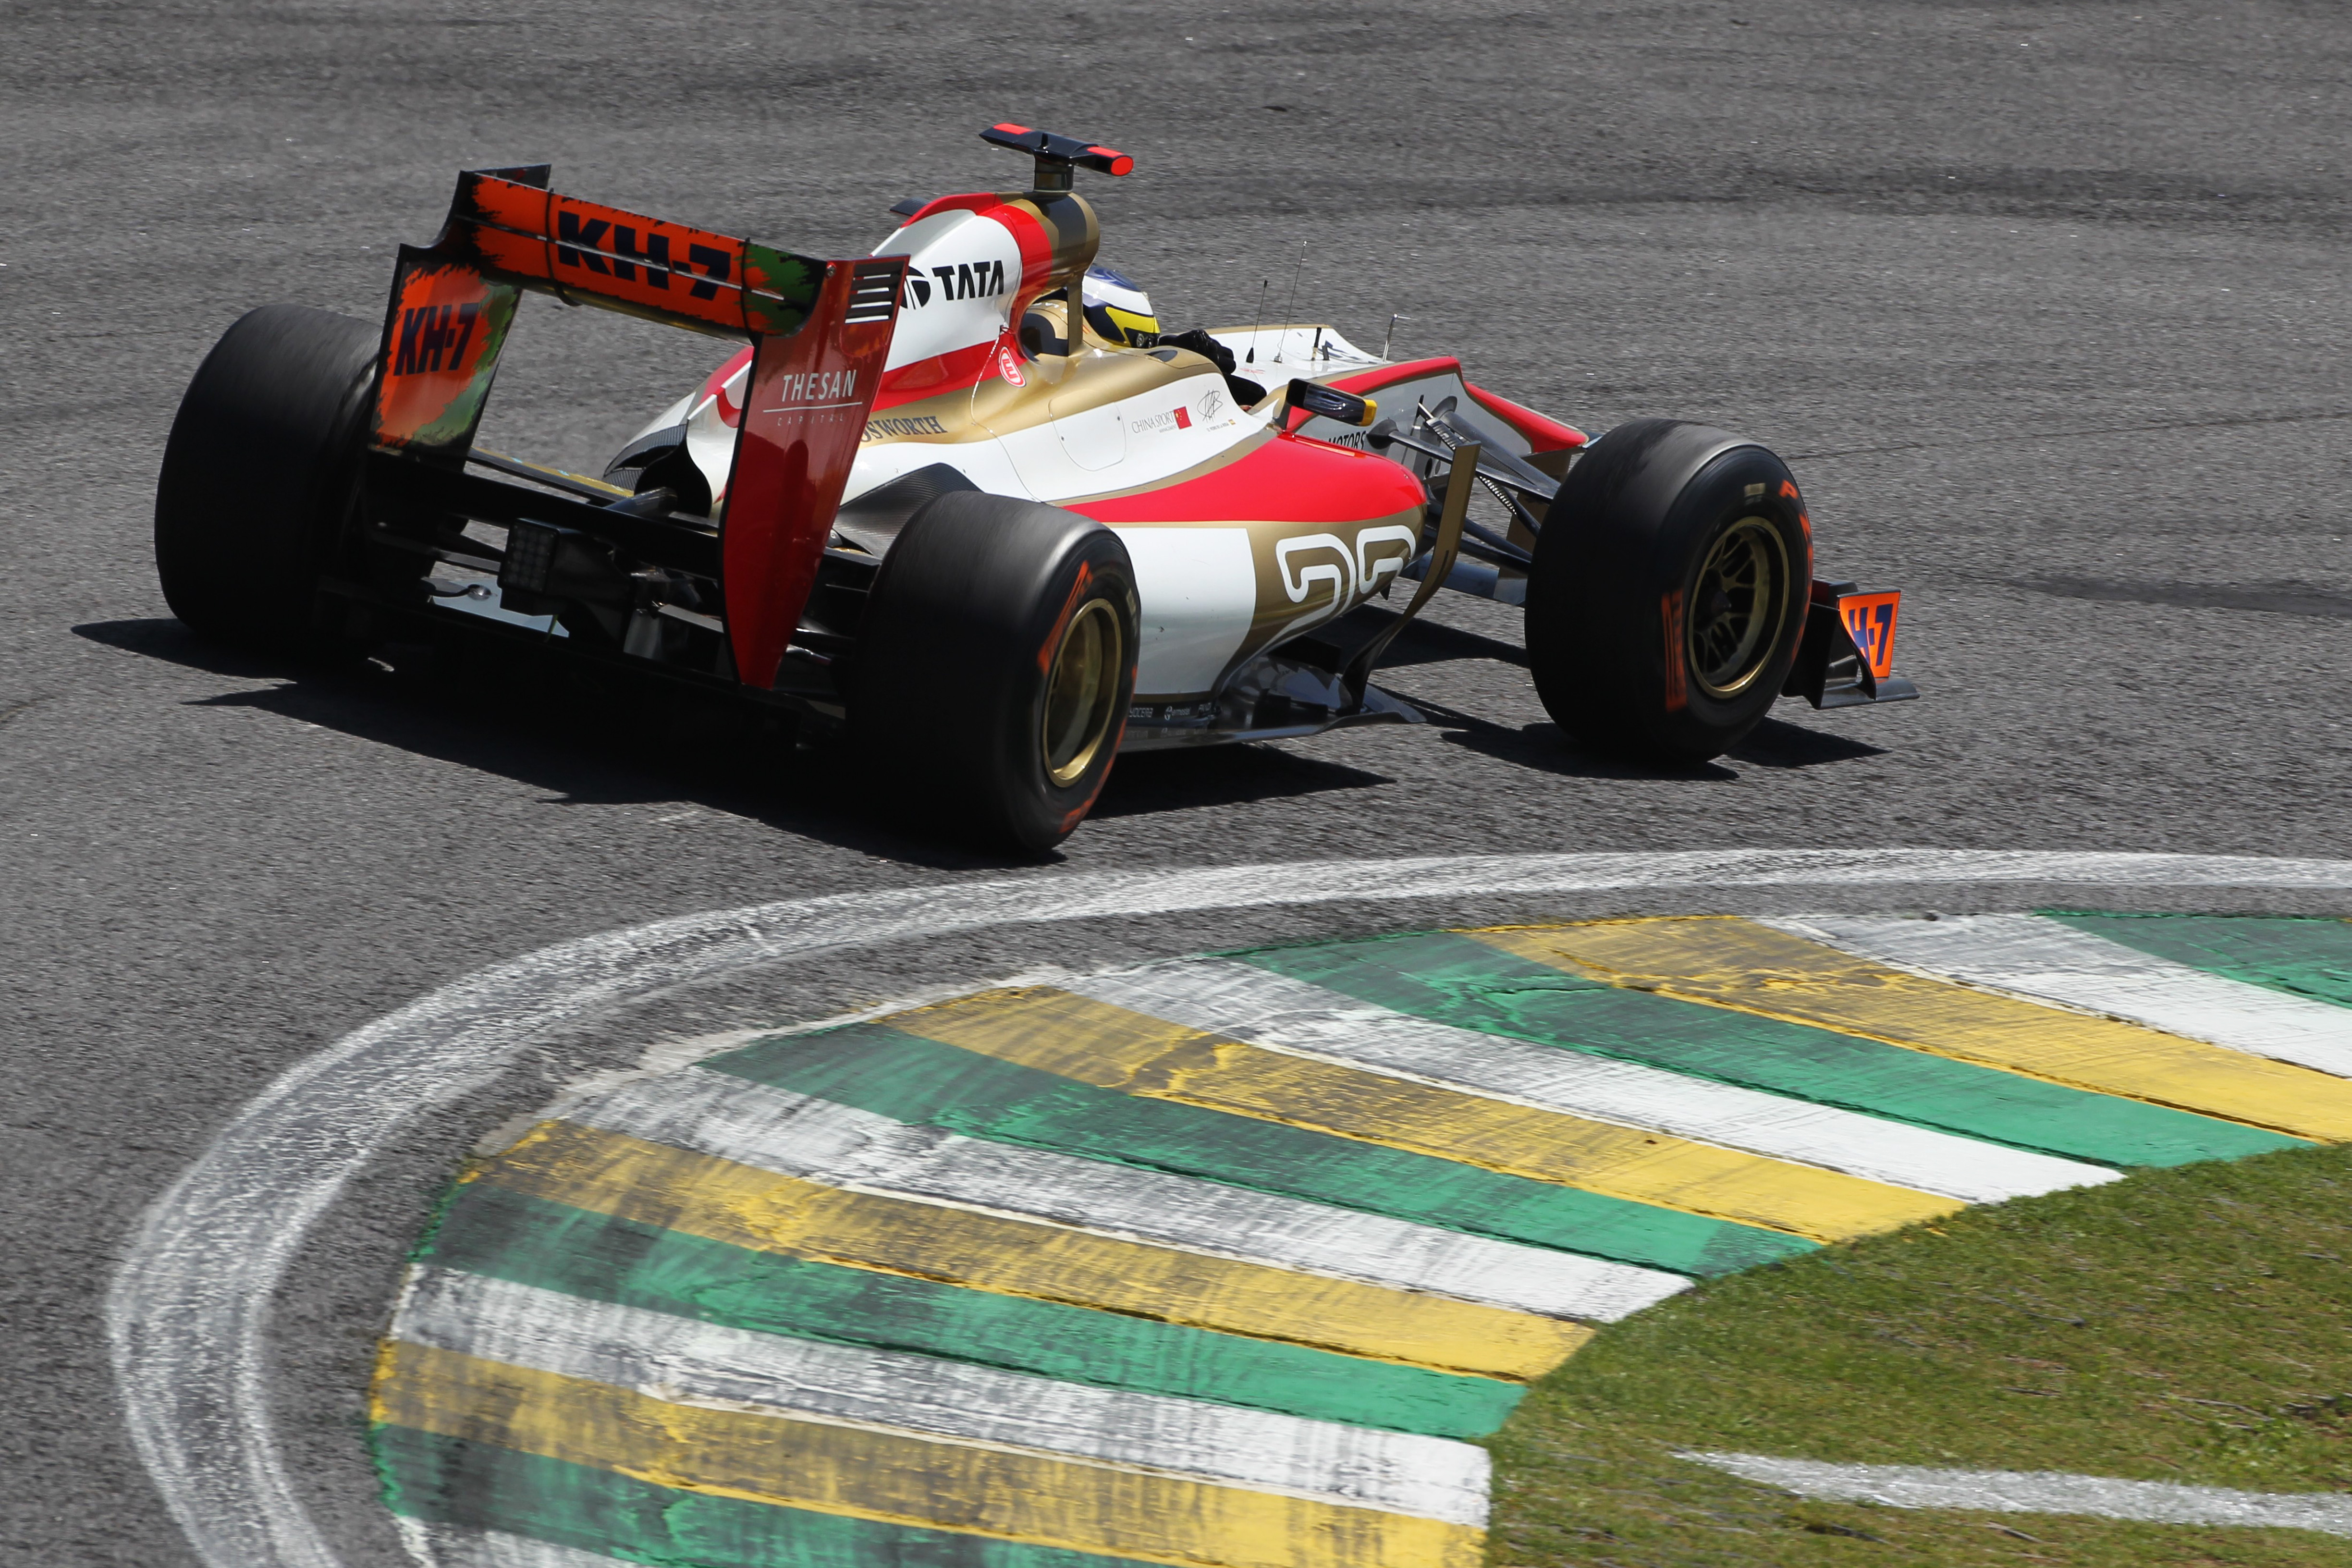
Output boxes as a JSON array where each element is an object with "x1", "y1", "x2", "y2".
[
  {"x1": 851, "y1": 491, "x2": 1138, "y2": 853},
  {"x1": 154, "y1": 304, "x2": 382, "y2": 655},
  {"x1": 1524, "y1": 418, "x2": 1812, "y2": 761}
]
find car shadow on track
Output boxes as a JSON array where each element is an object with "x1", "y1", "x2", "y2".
[
  {"x1": 1091, "y1": 745, "x2": 1390, "y2": 820},
  {"x1": 1388, "y1": 694, "x2": 1885, "y2": 782},
  {"x1": 1355, "y1": 613, "x2": 1886, "y2": 777},
  {"x1": 74, "y1": 618, "x2": 1392, "y2": 863}
]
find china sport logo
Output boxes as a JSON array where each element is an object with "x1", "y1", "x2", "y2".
[
  {"x1": 900, "y1": 258, "x2": 1010, "y2": 310},
  {"x1": 1131, "y1": 405, "x2": 1194, "y2": 436}
]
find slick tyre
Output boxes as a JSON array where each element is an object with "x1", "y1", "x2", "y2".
[
  {"x1": 1525, "y1": 418, "x2": 1812, "y2": 762},
  {"x1": 154, "y1": 304, "x2": 380, "y2": 655},
  {"x1": 851, "y1": 491, "x2": 1139, "y2": 853}
]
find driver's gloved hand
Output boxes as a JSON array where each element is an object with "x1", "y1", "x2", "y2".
[
  {"x1": 1155, "y1": 328, "x2": 1267, "y2": 408},
  {"x1": 1155, "y1": 328, "x2": 1236, "y2": 376}
]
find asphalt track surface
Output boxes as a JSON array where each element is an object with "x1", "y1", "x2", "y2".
[{"x1": 4, "y1": 2, "x2": 2351, "y2": 1563}]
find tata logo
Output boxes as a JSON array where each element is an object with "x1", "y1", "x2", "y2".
[{"x1": 900, "y1": 258, "x2": 1009, "y2": 309}]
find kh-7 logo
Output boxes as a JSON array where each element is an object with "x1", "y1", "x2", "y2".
[
  {"x1": 552, "y1": 209, "x2": 733, "y2": 298},
  {"x1": 390, "y1": 302, "x2": 481, "y2": 377}
]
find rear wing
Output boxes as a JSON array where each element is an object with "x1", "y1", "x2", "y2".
[{"x1": 367, "y1": 165, "x2": 906, "y2": 689}]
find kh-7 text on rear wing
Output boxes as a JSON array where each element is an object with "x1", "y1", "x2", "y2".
[{"x1": 360, "y1": 165, "x2": 905, "y2": 691}]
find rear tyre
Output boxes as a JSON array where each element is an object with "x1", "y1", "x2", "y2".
[
  {"x1": 851, "y1": 490, "x2": 1138, "y2": 853},
  {"x1": 154, "y1": 304, "x2": 381, "y2": 655},
  {"x1": 1525, "y1": 417, "x2": 1812, "y2": 761}
]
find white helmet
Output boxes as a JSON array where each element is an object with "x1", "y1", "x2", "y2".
[{"x1": 1081, "y1": 264, "x2": 1159, "y2": 345}]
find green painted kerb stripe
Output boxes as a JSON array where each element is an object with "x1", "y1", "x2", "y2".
[
  {"x1": 2046, "y1": 912, "x2": 2352, "y2": 1011},
  {"x1": 424, "y1": 1180, "x2": 1524, "y2": 1438},
  {"x1": 705, "y1": 1024, "x2": 1813, "y2": 1277},
  {"x1": 374, "y1": 1421, "x2": 1166, "y2": 1568},
  {"x1": 1235, "y1": 930, "x2": 2302, "y2": 1168}
]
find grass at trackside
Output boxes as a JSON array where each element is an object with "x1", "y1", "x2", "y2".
[{"x1": 1488, "y1": 1141, "x2": 2352, "y2": 1566}]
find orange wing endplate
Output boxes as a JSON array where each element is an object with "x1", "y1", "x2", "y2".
[{"x1": 1838, "y1": 590, "x2": 1901, "y2": 679}]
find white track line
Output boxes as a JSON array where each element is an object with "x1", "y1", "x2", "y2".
[
  {"x1": 558, "y1": 1067, "x2": 1687, "y2": 1321},
  {"x1": 1772, "y1": 914, "x2": 2352, "y2": 1078},
  {"x1": 395, "y1": 1268, "x2": 1488, "y2": 1523},
  {"x1": 1683, "y1": 1451, "x2": 2352, "y2": 1535},
  {"x1": 108, "y1": 850, "x2": 2352, "y2": 1568},
  {"x1": 1066, "y1": 958, "x2": 2116, "y2": 1204}
]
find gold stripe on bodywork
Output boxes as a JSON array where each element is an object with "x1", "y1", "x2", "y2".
[
  {"x1": 1059, "y1": 425, "x2": 1276, "y2": 504},
  {"x1": 477, "y1": 1120, "x2": 1589, "y2": 1379},
  {"x1": 886, "y1": 988, "x2": 1959, "y2": 1242},
  {"x1": 374, "y1": 1342, "x2": 1483, "y2": 1568},
  {"x1": 1470, "y1": 918, "x2": 2352, "y2": 1141}
]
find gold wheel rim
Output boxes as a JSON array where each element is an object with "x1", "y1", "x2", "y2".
[
  {"x1": 1688, "y1": 515, "x2": 1790, "y2": 699},
  {"x1": 1042, "y1": 598, "x2": 1123, "y2": 787}
]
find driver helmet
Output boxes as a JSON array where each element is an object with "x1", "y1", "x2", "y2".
[{"x1": 1081, "y1": 264, "x2": 1159, "y2": 345}]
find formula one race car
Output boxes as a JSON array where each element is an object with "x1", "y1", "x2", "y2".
[{"x1": 155, "y1": 123, "x2": 1915, "y2": 850}]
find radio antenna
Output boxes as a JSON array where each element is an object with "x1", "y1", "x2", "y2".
[
  {"x1": 1382, "y1": 312, "x2": 1411, "y2": 360},
  {"x1": 1245, "y1": 278, "x2": 1269, "y2": 364},
  {"x1": 1273, "y1": 240, "x2": 1306, "y2": 362}
]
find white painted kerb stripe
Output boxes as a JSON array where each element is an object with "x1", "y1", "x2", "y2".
[
  {"x1": 558, "y1": 1067, "x2": 1688, "y2": 1322},
  {"x1": 1066, "y1": 957, "x2": 2115, "y2": 1205},
  {"x1": 109, "y1": 850, "x2": 2352, "y2": 1568},
  {"x1": 395, "y1": 1269, "x2": 1488, "y2": 1523},
  {"x1": 1774, "y1": 913, "x2": 2352, "y2": 1078},
  {"x1": 404, "y1": 1525, "x2": 623, "y2": 1568},
  {"x1": 1683, "y1": 1451, "x2": 2352, "y2": 1535}
]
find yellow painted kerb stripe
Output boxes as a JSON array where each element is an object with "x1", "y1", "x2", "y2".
[
  {"x1": 478, "y1": 1120, "x2": 1589, "y2": 1380},
  {"x1": 889, "y1": 987, "x2": 1959, "y2": 1242},
  {"x1": 1470, "y1": 918, "x2": 2352, "y2": 1141},
  {"x1": 374, "y1": 1341, "x2": 1482, "y2": 1568}
]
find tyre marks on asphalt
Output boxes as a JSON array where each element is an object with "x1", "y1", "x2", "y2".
[{"x1": 370, "y1": 912, "x2": 2352, "y2": 1568}]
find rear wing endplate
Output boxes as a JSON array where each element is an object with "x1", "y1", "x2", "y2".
[{"x1": 367, "y1": 165, "x2": 906, "y2": 689}]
